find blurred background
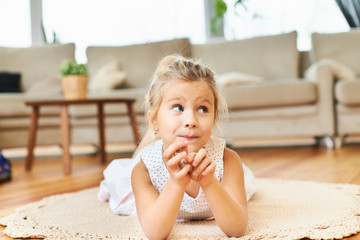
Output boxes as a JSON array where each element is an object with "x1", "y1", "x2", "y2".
[{"x1": 0, "y1": 0, "x2": 349, "y2": 63}]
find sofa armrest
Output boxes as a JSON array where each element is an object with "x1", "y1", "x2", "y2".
[{"x1": 304, "y1": 62, "x2": 335, "y2": 136}]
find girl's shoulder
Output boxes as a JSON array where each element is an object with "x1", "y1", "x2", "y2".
[
  {"x1": 140, "y1": 139, "x2": 164, "y2": 169},
  {"x1": 208, "y1": 137, "x2": 241, "y2": 161},
  {"x1": 205, "y1": 136, "x2": 226, "y2": 150},
  {"x1": 223, "y1": 147, "x2": 242, "y2": 162},
  {"x1": 204, "y1": 136, "x2": 226, "y2": 165}
]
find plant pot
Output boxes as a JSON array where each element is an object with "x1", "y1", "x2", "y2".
[{"x1": 61, "y1": 75, "x2": 88, "y2": 100}]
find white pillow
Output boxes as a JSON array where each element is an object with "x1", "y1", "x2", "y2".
[
  {"x1": 217, "y1": 72, "x2": 265, "y2": 87},
  {"x1": 89, "y1": 61, "x2": 127, "y2": 91}
]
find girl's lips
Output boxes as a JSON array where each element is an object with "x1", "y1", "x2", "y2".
[{"x1": 181, "y1": 135, "x2": 199, "y2": 140}]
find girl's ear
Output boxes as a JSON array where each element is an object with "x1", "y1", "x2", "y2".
[
  {"x1": 147, "y1": 110, "x2": 152, "y2": 127},
  {"x1": 147, "y1": 110, "x2": 157, "y2": 130}
]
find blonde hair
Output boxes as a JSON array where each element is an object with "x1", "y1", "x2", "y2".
[{"x1": 146, "y1": 55, "x2": 228, "y2": 134}]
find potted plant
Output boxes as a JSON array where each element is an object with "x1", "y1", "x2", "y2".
[{"x1": 60, "y1": 59, "x2": 89, "y2": 100}]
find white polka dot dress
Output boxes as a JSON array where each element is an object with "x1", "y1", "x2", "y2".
[
  {"x1": 141, "y1": 137, "x2": 225, "y2": 221},
  {"x1": 98, "y1": 136, "x2": 257, "y2": 218}
]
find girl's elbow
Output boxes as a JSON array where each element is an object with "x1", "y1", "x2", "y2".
[
  {"x1": 225, "y1": 228, "x2": 246, "y2": 238},
  {"x1": 145, "y1": 231, "x2": 170, "y2": 240},
  {"x1": 143, "y1": 224, "x2": 171, "y2": 240},
  {"x1": 225, "y1": 229, "x2": 246, "y2": 238},
  {"x1": 223, "y1": 220, "x2": 247, "y2": 238}
]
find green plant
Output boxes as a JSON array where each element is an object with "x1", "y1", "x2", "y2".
[
  {"x1": 211, "y1": 0, "x2": 228, "y2": 36},
  {"x1": 41, "y1": 21, "x2": 60, "y2": 45},
  {"x1": 211, "y1": 0, "x2": 248, "y2": 36},
  {"x1": 60, "y1": 60, "x2": 88, "y2": 77}
]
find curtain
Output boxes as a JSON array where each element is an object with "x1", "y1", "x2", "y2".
[{"x1": 335, "y1": 0, "x2": 360, "y2": 27}]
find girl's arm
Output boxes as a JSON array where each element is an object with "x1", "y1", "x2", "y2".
[
  {"x1": 131, "y1": 141, "x2": 191, "y2": 240},
  {"x1": 132, "y1": 128, "x2": 160, "y2": 158},
  {"x1": 193, "y1": 148, "x2": 248, "y2": 237}
]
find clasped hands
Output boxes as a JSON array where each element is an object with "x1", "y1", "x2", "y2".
[{"x1": 163, "y1": 140, "x2": 216, "y2": 188}]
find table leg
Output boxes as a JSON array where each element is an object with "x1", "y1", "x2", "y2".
[
  {"x1": 60, "y1": 105, "x2": 72, "y2": 175},
  {"x1": 97, "y1": 103, "x2": 106, "y2": 164},
  {"x1": 127, "y1": 102, "x2": 141, "y2": 145},
  {"x1": 25, "y1": 106, "x2": 39, "y2": 171}
]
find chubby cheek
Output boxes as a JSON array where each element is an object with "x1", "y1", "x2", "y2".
[{"x1": 158, "y1": 119, "x2": 179, "y2": 143}]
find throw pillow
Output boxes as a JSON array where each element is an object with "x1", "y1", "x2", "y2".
[
  {"x1": 89, "y1": 61, "x2": 127, "y2": 91},
  {"x1": 217, "y1": 72, "x2": 265, "y2": 87},
  {"x1": 320, "y1": 59, "x2": 357, "y2": 80},
  {"x1": 305, "y1": 58, "x2": 357, "y2": 81},
  {"x1": 0, "y1": 72, "x2": 21, "y2": 93},
  {"x1": 26, "y1": 75, "x2": 62, "y2": 94}
]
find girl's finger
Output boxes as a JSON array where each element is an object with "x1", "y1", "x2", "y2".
[
  {"x1": 192, "y1": 148, "x2": 207, "y2": 167},
  {"x1": 166, "y1": 151, "x2": 187, "y2": 170},
  {"x1": 186, "y1": 152, "x2": 196, "y2": 164},
  {"x1": 201, "y1": 161, "x2": 216, "y2": 176},
  {"x1": 176, "y1": 164, "x2": 192, "y2": 178},
  {"x1": 192, "y1": 157, "x2": 212, "y2": 177},
  {"x1": 163, "y1": 141, "x2": 188, "y2": 162}
]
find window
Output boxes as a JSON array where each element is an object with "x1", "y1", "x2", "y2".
[
  {"x1": 224, "y1": 0, "x2": 349, "y2": 50},
  {"x1": 0, "y1": 1, "x2": 31, "y2": 47},
  {"x1": 0, "y1": 0, "x2": 351, "y2": 57},
  {"x1": 42, "y1": 0, "x2": 206, "y2": 63}
]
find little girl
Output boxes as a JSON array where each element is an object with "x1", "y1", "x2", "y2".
[{"x1": 98, "y1": 55, "x2": 257, "y2": 239}]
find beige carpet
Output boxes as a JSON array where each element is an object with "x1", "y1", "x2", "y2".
[{"x1": 1, "y1": 178, "x2": 359, "y2": 240}]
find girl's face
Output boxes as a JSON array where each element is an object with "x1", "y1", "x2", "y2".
[{"x1": 154, "y1": 80, "x2": 215, "y2": 153}]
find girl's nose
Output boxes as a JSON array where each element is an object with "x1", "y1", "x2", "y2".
[
  {"x1": 185, "y1": 122, "x2": 197, "y2": 128},
  {"x1": 184, "y1": 112, "x2": 198, "y2": 128}
]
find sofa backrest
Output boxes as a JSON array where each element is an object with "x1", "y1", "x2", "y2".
[
  {"x1": 0, "y1": 43, "x2": 75, "y2": 91},
  {"x1": 86, "y1": 38, "x2": 191, "y2": 88},
  {"x1": 191, "y1": 32, "x2": 299, "y2": 80},
  {"x1": 311, "y1": 30, "x2": 360, "y2": 76}
]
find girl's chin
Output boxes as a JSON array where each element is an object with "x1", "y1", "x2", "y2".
[{"x1": 187, "y1": 144, "x2": 202, "y2": 153}]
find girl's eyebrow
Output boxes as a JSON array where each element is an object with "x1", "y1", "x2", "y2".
[
  {"x1": 165, "y1": 96, "x2": 213, "y2": 105},
  {"x1": 166, "y1": 97, "x2": 182, "y2": 103},
  {"x1": 197, "y1": 97, "x2": 212, "y2": 105},
  {"x1": 201, "y1": 98, "x2": 212, "y2": 104}
]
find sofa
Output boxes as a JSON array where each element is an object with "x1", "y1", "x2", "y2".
[
  {"x1": 0, "y1": 39, "x2": 191, "y2": 149},
  {"x1": 0, "y1": 43, "x2": 74, "y2": 148},
  {"x1": 0, "y1": 32, "x2": 340, "y2": 150},
  {"x1": 192, "y1": 32, "x2": 335, "y2": 147},
  {"x1": 311, "y1": 30, "x2": 360, "y2": 147}
]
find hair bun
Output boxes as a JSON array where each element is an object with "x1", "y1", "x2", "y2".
[{"x1": 155, "y1": 55, "x2": 179, "y2": 74}]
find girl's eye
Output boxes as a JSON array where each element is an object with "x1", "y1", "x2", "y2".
[
  {"x1": 198, "y1": 106, "x2": 208, "y2": 113},
  {"x1": 172, "y1": 104, "x2": 184, "y2": 112}
]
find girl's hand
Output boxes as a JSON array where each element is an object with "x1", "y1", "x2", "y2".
[
  {"x1": 163, "y1": 141, "x2": 192, "y2": 189},
  {"x1": 189, "y1": 149, "x2": 216, "y2": 187}
]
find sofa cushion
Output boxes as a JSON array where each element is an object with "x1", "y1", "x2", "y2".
[
  {"x1": 229, "y1": 105, "x2": 317, "y2": 119},
  {"x1": 335, "y1": 79, "x2": 360, "y2": 106},
  {"x1": 0, "y1": 72, "x2": 21, "y2": 93},
  {"x1": 0, "y1": 116, "x2": 61, "y2": 129},
  {"x1": 86, "y1": 38, "x2": 191, "y2": 88},
  {"x1": 217, "y1": 72, "x2": 264, "y2": 87},
  {"x1": 312, "y1": 30, "x2": 360, "y2": 76},
  {"x1": 223, "y1": 79, "x2": 317, "y2": 109},
  {"x1": 89, "y1": 61, "x2": 127, "y2": 91},
  {"x1": 0, "y1": 43, "x2": 75, "y2": 91},
  {"x1": 192, "y1": 32, "x2": 299, "y2": 79},
  {"x1": 0, "y1": 93, "x2": 62, "y2": 117}
]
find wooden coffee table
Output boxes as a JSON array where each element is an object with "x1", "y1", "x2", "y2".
[{"x1": 25, "y1": 98, "x2": 141, "y2": 174}]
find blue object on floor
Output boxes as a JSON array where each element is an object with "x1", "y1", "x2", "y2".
[{"x1": 0, "y1": 149, "x2": 11, "y2": 183}]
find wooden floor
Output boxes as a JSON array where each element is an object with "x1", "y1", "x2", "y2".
[{"x1": 0, "y1": 144, "x2": 360, "y2": 239}]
